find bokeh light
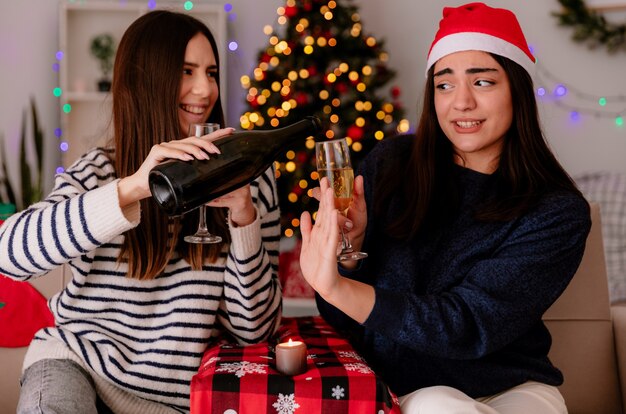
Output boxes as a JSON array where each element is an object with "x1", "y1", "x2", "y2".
[{"x1": 554, "y1": 84, "x2": 567, "y2": 97}]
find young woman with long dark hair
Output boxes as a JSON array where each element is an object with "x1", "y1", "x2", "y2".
[
  {"x1": 0, "y1": 10, "x2": 281, "y2": 413},
  {"x1": 299, "y1": 3, "x2": 589, "y2": 413}
]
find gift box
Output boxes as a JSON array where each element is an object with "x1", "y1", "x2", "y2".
[{"x1": 190, "y1": 317, "x2": 400, "y2": 414}]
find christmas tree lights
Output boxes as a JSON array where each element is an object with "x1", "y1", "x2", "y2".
[{"x1": 241, "y1": 0, "x2": 408, "y2": 237}]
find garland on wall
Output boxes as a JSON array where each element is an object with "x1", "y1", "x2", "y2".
[
  {"x1": 553, "y1": 0, "x2": 626, "y2": 53},
  {"x1": 548, "y1": 0, "x2": 625, "y2": 126}
]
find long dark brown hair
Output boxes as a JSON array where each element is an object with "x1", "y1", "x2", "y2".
[
  {"x1": 111, "y1": 10, "x2": 227, "y2": 279},
  {"x1": 376, "y1": 54, "x2": 583, "y2": 240}
]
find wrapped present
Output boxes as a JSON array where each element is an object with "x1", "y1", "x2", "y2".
[{"x1": 191, "y1": 316, "x2": 400, "y2": 414}]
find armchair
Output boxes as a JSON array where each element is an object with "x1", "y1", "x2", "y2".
[{"x1": 543, "y1": 203, "x2": 625, "y2": 413}]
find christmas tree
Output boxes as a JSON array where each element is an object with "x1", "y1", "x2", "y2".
[{"x1": 240, "y1": 0, "x2": 408, "y2": 238}]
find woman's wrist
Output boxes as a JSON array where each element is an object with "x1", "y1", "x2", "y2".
[
  {"x1": 323, "y1": 276, "x2": 375, "y2": 324},
  {"x1": 229, "y1": 202, "x2": 256, "y2": 227},
  {"x1": 117, "y1": 175, "x2": 149, "y2": 208}
]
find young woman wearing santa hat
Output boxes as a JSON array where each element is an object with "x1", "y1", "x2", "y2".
[{"x1": 299, "y1": 3, "x2": 590, "y2": 413}]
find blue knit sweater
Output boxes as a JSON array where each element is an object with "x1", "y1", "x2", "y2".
[{"x1": 316, "y1": 135, "x2": 591, "y2": 398}]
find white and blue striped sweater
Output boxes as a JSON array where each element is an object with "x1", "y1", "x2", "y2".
[{"x1": 0, "y1": 148, "x2": 282, "y2": 413}]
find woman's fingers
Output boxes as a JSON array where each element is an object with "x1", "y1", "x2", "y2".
[
  {"x1": 159, "y1": 141, "x2": 212, "y2": 160},
  {"x1": 319, "y1": 183, "x2": 339, "y2": 245},
  {"x1": 157, "y1": 128, "x2": 232, "y2": 161},
  {"x1": 149, "y1": 143, "x2": 198, "y2": 162},
  {"x1": 202, "y1": 127, "x2": 235, "y2": 143},
  {"x1": 300, "y1": 211, "x2": 312, "y2": 244},
  {"x1": 310, "y1": 186, "x2": 321, "y2": 201},
  {"x1": 351, "y1": 175, "x2": 365, "y2": 209},
  {"x1": 169, "y1": 137, "x2": 218, "y2": 156},
  {"x1": 354, "y1": 175, "x2": 364, "y2": 198},
  {"x1": 178, "y1": 127, "x2": 235, "y2": 157},
  {"x1": 316, "y1": 178, "x2": 331, "y2": 226}
]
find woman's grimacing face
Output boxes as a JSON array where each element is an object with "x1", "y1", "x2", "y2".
[
  {"x1": 433, "y1": 50, "x2": 513, "y2": 174},
  {"x1": 178, "y1": 33, "x2": 219, "y2": 136}
]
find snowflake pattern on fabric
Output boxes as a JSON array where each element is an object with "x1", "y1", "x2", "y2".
[
  {"x1": 216, "y1": 361, "x2": 267, "y2": 378},
  {"x1": 338, "y1": 351, "x2": 363, "y2": 361},
  {"x1": 331, "y1": 385, "x2": 345, "y2": 400},
  {"x1": 344, "y1": 362, "x2": 373, "y2": 374},
  {"x1": 202, "y1": 356, "x2": 221, "y2": 368},
  {"x1": 272, "y1": 393, "x2": 300, "y2": 414}
]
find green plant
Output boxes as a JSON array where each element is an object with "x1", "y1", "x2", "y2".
[
  {"x1": 90, "y1": 33, "x2": 116, "y2": 79},
  {"x1": 553, "y1": 0, "x2": 626, "y2": 53},
  {"x1": 0, "y1": 97, "x2": 44, "y2": 211}
]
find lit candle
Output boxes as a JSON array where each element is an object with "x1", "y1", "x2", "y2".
[{"x1": 275, "y1": 338, "x2": 307, "y2": 376}]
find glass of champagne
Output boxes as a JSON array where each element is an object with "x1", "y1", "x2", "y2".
[
  {"x1": 184, "y1": 123, "x2": 222, "y2": 244},
  {"x1": 315, "y1": 138, "x2": 368, "y2": 262}
]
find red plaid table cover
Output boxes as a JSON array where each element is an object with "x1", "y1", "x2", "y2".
[{"x1": 191, "y1": 316, "x2": 400, "y2": 414}]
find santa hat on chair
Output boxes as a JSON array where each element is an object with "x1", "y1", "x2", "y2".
[{"x1": 425, "y1": 2, "x2": 535, "y2": 77}]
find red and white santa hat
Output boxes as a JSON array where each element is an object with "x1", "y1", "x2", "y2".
[{"x1": 425, "y1": 2, "x2": 535, "y2": 77}]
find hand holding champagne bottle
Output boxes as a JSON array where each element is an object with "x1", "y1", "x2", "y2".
[{"x1": 149, "y1": 116, "x2": 322, "y2": 216}]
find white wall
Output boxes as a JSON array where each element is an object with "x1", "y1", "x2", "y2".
[{"x1": 1, "y1": 0, "x2": 625, "y2": 198}]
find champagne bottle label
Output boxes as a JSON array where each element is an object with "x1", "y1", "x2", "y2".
[{"x1": 149, "y1": 116, "x2": 322, "y2": 216}]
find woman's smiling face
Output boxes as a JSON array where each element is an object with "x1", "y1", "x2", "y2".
[{"x1": 178, "y1": 33, "x2": 219, "y2": 136}]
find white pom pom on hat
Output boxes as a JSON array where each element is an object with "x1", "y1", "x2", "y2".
[{"x1": 425, "y1": 2, "x2": 536, "y2": 77}]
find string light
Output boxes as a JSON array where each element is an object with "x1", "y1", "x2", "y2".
[
  {"x1": 535, "y1": 61, "x2": 626, "y2": 126},
  {"x1": 53, "y1": 50, "x2": 64, "y2": 173}
]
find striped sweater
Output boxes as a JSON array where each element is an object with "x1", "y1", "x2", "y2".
[{"x1": 0, "y1": 148, "x2": 282, "y2": 413}]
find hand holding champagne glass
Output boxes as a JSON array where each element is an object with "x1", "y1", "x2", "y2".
[
  {"x1": 184, "y1": 123, "x2": 222, "y2": 244},
  {"x1": 315, "y1": 138, "x2": 368, "y2": 262}
]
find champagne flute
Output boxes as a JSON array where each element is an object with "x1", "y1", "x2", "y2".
[
  {"x1": 315, "y1": 138, "x2": 368, "y2": 262},
  {"x1": 184, "y1": 123, "x2": 222, "y2": 244}
]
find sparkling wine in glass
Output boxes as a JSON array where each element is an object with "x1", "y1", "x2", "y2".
[
  {"x1": 315, "y1": 138, "x2": 368, "y2": 262},
  {"x1": 184, "y1": 123, "x2": 222, "y2": 244}
]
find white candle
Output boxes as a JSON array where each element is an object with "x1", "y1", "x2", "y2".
[{"x1": 275, "y1": 338, "x2": 307, "y2": 376}]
